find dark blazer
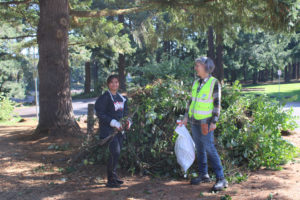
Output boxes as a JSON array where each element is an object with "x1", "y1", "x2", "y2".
[{"x1": 95, "y1": 91, "x2": 128, "y2": 138}]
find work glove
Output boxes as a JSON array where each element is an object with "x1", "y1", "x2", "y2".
[
  {"x1": 110, "y1": 119, "x2": 122, "y2": 130},
  {"x1": 177, "y1": 117, "x2": 188, "y2": 127},
  {"x1": 201, "y1": 123, "x2": 209, "y2": 135}
]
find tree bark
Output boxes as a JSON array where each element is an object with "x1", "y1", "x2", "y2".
[
  {"x1": 207, "y1": 26, "x2": 217, "y2": 78},
  {"x1": 163, "y1": 41, "x2": 171, "y2": 60},
  {"x1": 243, "y1": 64, "x2": 247, "y2": 83},
  {"x1": 118, "y1": 14, "x2": 126, "y2": 92},
  {"x1": 296, "y1": 62, "x2": 300, "y2": 80},
  {"x1": 36, "y1": 0, "x2": 80, "y2": 135},
  {"x1": 284, "y1": 65, "x2": 288, "y2": 82},
  {"x1": 84, "y1": 61, "x2": 91, "y2": 94},
  {"x1": 253, "y1": 70, "x2": 258, "y2": 84},
  {"x1": 292, "y1": 63, "x2": 296, "y2": 79},
  {"x1": 216, "y1": 33, "x2": 224, "y2": 84},
  {"x1": 288, "y1": 63, "x2": 292, "y2": 81},
  {"x1": 271, "y1": 67, "x2": 274, "y2": 81},
  {"x1": 231, "y1": 69, "x2": 237, "y2": 84},
  {"x1": 207, "y1": 26, "x2": 215, "y2": 61},
  {"x1": 93, "y1": 61, "x2": 99, "y2": 93}
]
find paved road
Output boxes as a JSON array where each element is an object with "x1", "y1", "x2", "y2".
[
  {"x1": 284, "y1": 102, "x2": 300, "y2": 132},
  {"x1": 15, "y1": 98, "x2": 97, "y2": 118},
  {"x1": 15, "y1": 99, "x2": 300, "y2": 131}
]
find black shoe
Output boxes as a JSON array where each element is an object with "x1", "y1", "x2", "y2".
[
  {"x1": 115, "y1": 179, "x2": 124, "y2": 184},
  {"x1": 106, "y1": 180, "x2": 121, "y2": 188},
  {"x1": 190, "y1": 174, "x2": 211, "y2": 185},
  {"x1": 212, "y1": 178, "x2": 228, "y2": 191}
]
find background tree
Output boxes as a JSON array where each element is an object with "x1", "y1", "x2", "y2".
[{"x1": 0, "y1": 0, "x2": 298, "y2": 136}]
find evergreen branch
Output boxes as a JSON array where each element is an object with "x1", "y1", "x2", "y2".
[
  {"x1": 0, "y1": 34, "x2": 36, "y2": 40},
  {"x1": 0, "y1": 0, "x2": 32, "y2": 5},
  {"x1": 70, "y1": 6, "x2": 148, "y2": 18}
]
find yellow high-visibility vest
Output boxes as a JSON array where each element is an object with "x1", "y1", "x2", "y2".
[{"x1": 188, "y1": 76, "x2": 217, "y2": 120}]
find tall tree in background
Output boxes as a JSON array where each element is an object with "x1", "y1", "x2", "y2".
[{"x1": 0, "y1": 0, "x2": 298, "y2": 135}]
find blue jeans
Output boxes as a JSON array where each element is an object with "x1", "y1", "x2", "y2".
[{"x1": 191, "y1": 124, "x2": 224, "y2": 179}]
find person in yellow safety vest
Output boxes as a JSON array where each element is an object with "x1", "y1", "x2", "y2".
[{"x1": 179, "y1": 56, "x2": 228, "y2": 191}]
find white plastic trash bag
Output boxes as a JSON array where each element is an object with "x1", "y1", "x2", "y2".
[{"x1": 174, "y1": 125, "x2": 195, "y2": 177}]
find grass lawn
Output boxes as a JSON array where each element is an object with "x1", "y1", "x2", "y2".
[{"x1": 242, "y1": 82, "x2": 300, "y2": 102}]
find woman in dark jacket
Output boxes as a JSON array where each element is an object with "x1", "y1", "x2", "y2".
[{"x1": 95, "y1": 75, "x2": 132, "y2": 188}]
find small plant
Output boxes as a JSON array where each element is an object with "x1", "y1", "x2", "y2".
[
  {"x1": 220, "y1": 194, "x2": 232, "y2": 200},
  {"x1": 47, "y1": 143, "x2": 70, "y2": 151},
  {"x1": 33, "y1": 165, "x2": 54, "y2": 173},
  {"x1": 267, "y1": 193, "x2": 273, "y2": 200}
]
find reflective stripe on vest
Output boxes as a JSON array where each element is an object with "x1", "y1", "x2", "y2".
[{"x1": 188, "y1": 77, "x2": 217, "y2": 120}]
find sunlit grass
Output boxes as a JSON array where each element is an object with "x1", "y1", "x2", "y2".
[{"x1": 243, "y1": 82, "x2": 300, "y2": 102}]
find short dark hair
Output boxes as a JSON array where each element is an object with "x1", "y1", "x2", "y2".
[{"x1": 107, "y1": 74, "x2": 119, "y2": 85}]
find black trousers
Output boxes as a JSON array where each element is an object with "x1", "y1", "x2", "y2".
[{"x1": 107, "y1": 132, "x2": 124, "y2": 182}]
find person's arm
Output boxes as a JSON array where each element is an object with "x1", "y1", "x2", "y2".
[
  {"x1": 180, "y1": 80, "x2": 197, "y2": 126},
  {"x1": 183, "y1": 98, "x2": 192, "y2": 117},
  {"x1": 95, "y1": 94, "x2": 113, "y2": 124},
  {"x1": 95, "y1": 93, "x2": 121, "y2": 130},
  {"x1": 209, "y1": 81, "x2": 221, "y2": 131}
]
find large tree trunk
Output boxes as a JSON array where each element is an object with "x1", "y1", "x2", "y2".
[
  {"x1": 118, "y1": 53, "x2": 126, "y2": 92},
  {"x1": 118, "y1": 14, "x2": 126, "y2": 92},
  {"x1": 207, "y1": 26, "x2": 216, "y2": 78},
  {"x1": 216, "y1": 33, "x2": 224, "y2": 84},
  {"x1": 93, "y1": 61, "x2": 99, "y2": 93},
  {"x1": 271, "y1": 67, "x2": 274, "y2": 81},
  {"x1": 36, "y1": 0, "x2": 80, "y2": 135},
  {"x1": 285, "y1": 63, "x2": 292, "y2": 83},
  {"x1": 207, "y1": 26, "x2": 215, "y2": 61},
  {"x1": 163, "y1": 41, "x2": 171, "y2": 60},
  {"x1": 243, "y1": 64, "x2": 247, "y2": 83},
  {"x1": 231, "y1": 69, "x2": 237, "y2": 85},
  {"x1": 296, "y1": 62, "x2": 299, "y2": 80},
  {"x1": 253, "y1": 70, "x2": 258, "y2": 84},
  {"x1": 284, "y1": 65, "x2": 288, "y2": 82},
  {"x1": 84, "y1": 61, "x2": 91, "y2": 94},
  {"x1": 292, "y1": 63, "x2": 296, "y2": 79}
]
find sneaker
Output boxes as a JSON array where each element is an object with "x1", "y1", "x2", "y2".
[
  {"x1": 106, "y1": 180, "x2": 121, "y2": 188},
  {"x1": 212, "y1": 178, "x2": 228, "y2": 191},
  {"x1": 115, "y1": 179, "x2": 124, "y2": 185},
  {"x1": 190, "y1": 174, "x2": 211, "y2": 185}
]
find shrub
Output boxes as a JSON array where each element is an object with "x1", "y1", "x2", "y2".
[
  {"x1": 216, "y1": 81, "x2": 298, "y2": 170},
  {"x1": 92, "y1": 79, "x2": 298, "y2": 176},
  {"x1": 0, "y1": 95, "x2": 14, "y2": 121}
]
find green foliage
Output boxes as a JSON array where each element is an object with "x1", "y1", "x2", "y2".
[
  {"x1": 0, "y1": 95, "x2": 14, "y2": 121},
  {"x1": 226, "y1": 172, "x2": 248, "y2": 184},
  {"x1": 91, "y1": 79, "x2": 298, "y2": 177},
  {"x1": 216, "y1": 81, "x2": 299, "y2": 170},
  {"x1": 128, "y1": 56, "x2": 194, "y2": 87},
  {"x1": 47, "y1": 143, "x2": 70, "y2": 151},
  {"x1": 120, "y1": 77, "x2": 189, "y2": 176},
  {"x1": 220, "y1": 194, "x2": 232, "y2": 200}
]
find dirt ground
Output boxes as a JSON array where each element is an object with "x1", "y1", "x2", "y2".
[{"x1": 0, "y1": 120, "x2": 300, "y2": 200}]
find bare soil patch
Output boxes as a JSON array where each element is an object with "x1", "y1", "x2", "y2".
[{"x1": 0, "y1": 120, "x2": 299, "y2": 200}]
